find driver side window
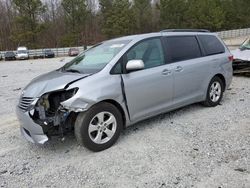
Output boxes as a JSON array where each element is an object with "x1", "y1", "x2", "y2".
[{"x1": 126, "y1": 38, "x2": 165, "y2": 70}]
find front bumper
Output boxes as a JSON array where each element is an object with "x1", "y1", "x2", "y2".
[
  {"x1": 16, "y1": 106, "x2": 48, "y2": 144},
  {"x1": 16, "y1": 56, "x2": 29, "y2": 60},
  {"x1": 5, "y1": 57, "x2": 15, "y2": 60}
]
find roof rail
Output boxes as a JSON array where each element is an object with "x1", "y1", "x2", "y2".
[{"x1": 161, "y1": 29, "x2": 210, "y2": 33}]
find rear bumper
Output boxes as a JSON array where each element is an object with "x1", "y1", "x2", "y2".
[
  {"x1": 233, "y1": 60, "x2": 250, "y2": 70},
  {"x1": 222, "y1": 62, "x2": 233, "y2": 90},
  {"x1": 16, "y1": 106, "x2": 48, "y2": 144},
  {"x1": 45, "y1": 54, "x2": 55, "y2": 58},
  {"x1": 225, "y1": 70, "x2": 233, "y2": 90}
]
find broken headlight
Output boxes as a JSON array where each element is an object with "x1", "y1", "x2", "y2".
[
  {"x1": 35, "y1": 88, "x2": 78, "y2": 118},
  {"x1": 50, "y1": 88, "x2": 79, "y2": 102},
  {"x1": 47, "y1": 88, "x2": 78, "y2": 112}
]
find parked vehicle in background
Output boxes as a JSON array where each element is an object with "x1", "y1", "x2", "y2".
[
  {"x1": 44, "y1": 49, "x2": 55, "y2": 58},
  {"x1": 4, "y1": 51, "x2": 16, "y2": 61},
  {"x1": 231, "y1": 38, "x2": 250, "y2": 71},
  {"x1": 68, "y1": 48, "x2": 79, "y2": 56},
  {"x1": 16, "y1": 47, "x2": 29, "y2": 60},
  {"x1": 17, "y1": 30, "x2": 233, "y2": 152}
]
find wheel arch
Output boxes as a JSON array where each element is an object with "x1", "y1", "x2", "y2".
[
  {"x1": 213, "y1": 74, "x2": 226, "y2": 91},
  {"x1": 98, "y1": 99, "x2": 127, "y2": 129}
]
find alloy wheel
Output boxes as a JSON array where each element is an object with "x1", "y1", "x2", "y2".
[
  {"x1": 88, "y1": 112, "x2": 117, "y2": 144},
  {"x1": 209, "y1": 81, "x2": 222, "y2": 103}
]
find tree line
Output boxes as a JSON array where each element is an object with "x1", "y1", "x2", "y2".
[{"x1": 0, "y1": 0, "x2": 250, "y2": 50}]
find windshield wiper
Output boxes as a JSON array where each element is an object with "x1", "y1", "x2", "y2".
[{"x1": 65, "y1": 69, "x2": 81, "y2": 73}]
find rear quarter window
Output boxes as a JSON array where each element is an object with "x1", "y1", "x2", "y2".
[
  {"x1": 163, "y1": 36, "x2": 202, "y2": 63},
  {"x1": 198, "y1": 35, "x2": 225, "y2": 56}
]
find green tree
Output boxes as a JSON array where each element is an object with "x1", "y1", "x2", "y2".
[
  {"x1": 11, "y1": 0, "x2": 46, "y2": 48},
  {"x1": 159, "y1": 0, "x2": 188, "y2": 29},
  {"x1": 221, "y1": 0, "x2": 250, "y2": 29},
  {"x1": 100, "y1": 0, "x2": 135, "y2": 38},
  {"x1": 186, "y1": 0, "x2": 225, "y2": 31},
  {"x1": 61, "y1": 0, "x2": 88, "y2": 46},
  {"x1": 133, "y1": 0, "x2": 153, "y2": 33}
]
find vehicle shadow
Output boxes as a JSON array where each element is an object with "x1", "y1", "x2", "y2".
[{"x1": 121, "y1": 103, "x2": 204, "y2": 137}]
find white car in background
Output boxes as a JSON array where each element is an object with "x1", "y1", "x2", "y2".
[
  {"x1": 231, "y1": 38, "x2": 250, "y2": 70},
  {"x1": 16, "y1": 46, "x2": 29, "y2": 60}
]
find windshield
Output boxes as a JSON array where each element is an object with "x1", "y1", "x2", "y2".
[
  {"x1": 6, "y1": 52, "x2": 14, "y2": 56},
  {"x1": 240, "y1": 39, "x2": 250, "y2": 50},
  {"x1": 61, "y1": 40, "x2": 130, "y2": 74},
  {"x1": 18, "y1": 50, "x2": 28, "y2": 54}
]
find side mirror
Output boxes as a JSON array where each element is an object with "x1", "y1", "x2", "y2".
[{"x1": 126, "y1": 60, "x2": 144, "y2": 72}]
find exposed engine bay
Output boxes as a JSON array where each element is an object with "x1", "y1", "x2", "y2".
[{"x1": 31, "y1": 88, "x2": 78, "y2": 137}]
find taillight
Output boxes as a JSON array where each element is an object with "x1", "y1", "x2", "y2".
[{"x1": 228, "y1": 55, "x2": 234, "y2": 62}]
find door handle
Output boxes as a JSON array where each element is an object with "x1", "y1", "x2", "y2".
[
  {"x1": 162, "y1": 69, "x2": 171, "y2": 75},
  {"x1": 175, "y1": 66, "x2": 183, "y2": 72}
]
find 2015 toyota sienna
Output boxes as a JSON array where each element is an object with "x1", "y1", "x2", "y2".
[{"x1": 16, "y1": 30, "x2": 233, "y2": 151}]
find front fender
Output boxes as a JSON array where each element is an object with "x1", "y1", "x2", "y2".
[{"x1": 61, "y1": 73, "x2": 131, "y2": 126}]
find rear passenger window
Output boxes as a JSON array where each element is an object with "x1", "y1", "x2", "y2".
[
  {"x1": 164, "y1": 36, "x2": 202, "y2": 63},
  {"x1": 198, "y1": 35, "x2": 225, "y2": 56}
]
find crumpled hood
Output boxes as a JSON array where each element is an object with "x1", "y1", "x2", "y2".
[
  {"x1": 231, "y1": 48, "x2": 250, "y2": 61},
  {"x1": 23, "y1": 70, "x2": 90, "y2": 97}
]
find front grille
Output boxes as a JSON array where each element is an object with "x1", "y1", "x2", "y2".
[{"x1": 18, "y1": 97, "x2": 35, "y2": 111}]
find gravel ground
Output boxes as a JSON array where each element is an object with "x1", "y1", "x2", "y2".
[{"x1": 0, "y1": 58, "x2": 249, "y2": 188}]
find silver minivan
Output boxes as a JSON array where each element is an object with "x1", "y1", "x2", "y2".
[{"x1": 16, "y1": 30, "x2": 233, "y2": 151}]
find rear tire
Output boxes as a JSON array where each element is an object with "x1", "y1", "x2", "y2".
[
  {"x1": 74, "y1": 102, "x2": 123, "y2": 152},
  {"x1": 203, "y1": 76, "x2": 224, "y2": 107}
]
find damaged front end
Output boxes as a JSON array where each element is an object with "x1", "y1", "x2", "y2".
[
  {"x1": 233, "y1": 59, "x2": 250, "y2": 75},
  {"x1": 17, "y1": 88, "x2": 79, "y2": 144},
  {"x1": 233, "y1": 59, "x2": 250, "y2": 70},
  {"x1": 231, "y1": 42, "x2": 250, "y2": 73}
]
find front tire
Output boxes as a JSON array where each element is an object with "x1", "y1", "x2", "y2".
[
  {"x1": 74, "y1": 102, "x2": 123, "y2": 152},
  {"x1": 203, "y1": 76, "x2": 224, "y2": 107}
]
